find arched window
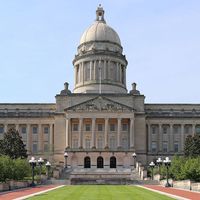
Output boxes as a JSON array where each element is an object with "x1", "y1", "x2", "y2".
[
  {"x1": 110, "y1": 156, "x2": 116, "y2": 168},
  {"x1": 97, "y1": 156, "x2": 104, "y2": 168},
  {"x1": 84, "y1": 156, "x2": 91, "y2": 168}
]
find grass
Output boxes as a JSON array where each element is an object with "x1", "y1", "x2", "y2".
[{"x1": 27, "y1": 185, "x2": 174, "y2": 200}]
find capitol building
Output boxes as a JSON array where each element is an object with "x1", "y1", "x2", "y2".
[{"x1": 0, "y1": 6, "x2": 199, "y2": 170}]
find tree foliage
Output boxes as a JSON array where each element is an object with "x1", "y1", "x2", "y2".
[
  {"x1": 184, "y1": 134, "x2": 200, "y2": 157},
  {"x1": 0, "y1": 128, "x2": 27, "y2": 159},
  {"x1": 156, "y1": 156, "x2": 200, "y2": 182},
  {"x1": 0, "y1": 156, "x2": 31, "y2": 182}
]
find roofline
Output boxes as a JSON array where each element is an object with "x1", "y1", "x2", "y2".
[
  {"x1": 0, "y1": 103, "x2": 56, "y2": 105},
  {"x1": 145, "y1": 103, "x2": 200, "y2": 106}
]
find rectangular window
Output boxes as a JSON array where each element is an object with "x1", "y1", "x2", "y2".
[
  {"x1": 152, "y1": 126, "x2": 157, "y2": 134},
  {"x1": 32, "y1": 143, "x2": 38, "y2": 153},
  {"x1": 122, "y1": 124, "x2": 128, "y2": 131},
  {"x1": 44, "y1": 143, "x2": 49, "y2": 152},
  {"x1": 73, "y1": 124, "x2": 79, "y2": 131},
  {"x1": 174, "y1": 143, "x2": 179, "y2": 152},
  {"x1": 185, "y1": 125, "x2": 190, "y2": 134},
  {"x1": 85, "y1": 139, "x2": 90, "y2": 149},
  {"x1": 44, "y1": 127, "x2": 49, "y2": 134},
  {"x1": 163, "y1": 126, "x2": 168, "y2": 134},
  {"x1": 173, "y1": 126, "x2": 179, "y2": 134},
  {"x1": 195, "y1": 125, "x2": 200, "y2": 135},
  {"x1": 85, "y1": 124, "x2": 91, "y2": 131},
  {"x1": 122, "y1": 138, "x2": 128, "y2": 150},
  {"x1": 32, "y1": 127, "x2": 38, "y2": 134},
  {"x1": 21, "y1": 127, "x2": 26, "y2": 134},
  {"x1": 110, "y1": 124, "x2": 116, "y2": 132},
  {"x1": 97, "y1": 124, "x2": 103, "y2": 131},
  {"x1": 151, "y1": 142, "x2": 157, "y2": 153},
  {"x1": 0, "y1": 126, "x2": 4, "y2": 134},
  {"x1": 97, "y1": 137, "x2": 103, "y2": 149},
  {"x1": 163, "y1": 142, "x2": 168, "y2": 152},
  {"x1": 109, "y1": 137, "x2": 116, "y2": 149},
  {"x1": 72, "y1": 139, "x2": 78, "y2": 149}
]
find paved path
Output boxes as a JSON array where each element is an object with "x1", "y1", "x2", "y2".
[
  {"x1": 0, "y1": 185, "x2": 62, "y2": 200},
  {"x1": 143, "y1": 185, "x2": 200, "y2": 200}
]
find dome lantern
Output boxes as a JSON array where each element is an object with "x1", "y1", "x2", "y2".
[{"x1": 96, "y1": 4, "x2": 106, "y2": 23}]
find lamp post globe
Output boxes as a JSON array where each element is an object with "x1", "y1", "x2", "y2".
[
  {"x1": 132, "y1": 152, "x2": 137, "y2": 168},
  {"x1": 156, "y1": 157, "x2": 163, "y2": 178},
  {"x1": 149, "y1": 161, "x2": 155, "y2": 180},
  {"x1": 64, "y1": 152, "x2": 68, "y2": 168},
  {"x1": 163, "y1": 157, "x2": 171, "y2": 187},
  {"x1": 29, "y1": 157, "x2": 37, "y2": 186},
  {"x1": 45, "y1": 161, "x2": 51, "y2": 180},
  {"x1": 38, "y1": 157, "x2": 44, "y2": 182}
]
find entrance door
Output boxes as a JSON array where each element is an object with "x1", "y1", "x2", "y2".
[
  {"x1": 110, "y1": 156, "x2": 116, "y2": 168},
  {"x1": 84, "y1": 157, "x2": 91, "y2": 168},
  {"x1": 97, "y1": 156, "x2": 104, "y2": 168}
]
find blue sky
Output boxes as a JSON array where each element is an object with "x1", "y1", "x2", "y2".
[{"x1": 0, "y1": 0, "x2": 200, "y2": 103}]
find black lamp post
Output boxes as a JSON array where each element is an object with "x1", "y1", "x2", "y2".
[
  {"x1": 64, "y1": 152, "x2": 68, "y2": 168},
  {"x1": 132, "y1": 152, "x2": 137, "y2": 168},
  {"x1": 29, "y1": 157, "x2": 37, "y2": 186},
  {"x1": 163, "y1": 157, "x2": 171, "y2": 187},
  {"x1": 45, "y1": 161, "x2": 51, "y2": 180},
  {"x1": 149, "y1": 161, "x2": 155, "y2": 180},
  {"x1": 38, "y1": 157, "x2": 44, "y2": 183},
  {"x1": 156, "y1": 157, "x2": 163, "y2": 179}
]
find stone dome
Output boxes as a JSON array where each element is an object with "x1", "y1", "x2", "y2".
[
  {"x1": 79, "y1": 5, "x2": 121, "y2": 46},
  {"x1": 80, "y1": 21, "x2": 121, "y2": 46},
  {"x1": 73, "y1": 5, "x2": 127, "y2": 94}
]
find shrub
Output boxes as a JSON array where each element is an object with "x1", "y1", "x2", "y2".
[{"x1": 0, "y1": 156, "x2": 31, "y2": 182}]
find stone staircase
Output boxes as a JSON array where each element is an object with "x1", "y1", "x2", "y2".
[{"x1": 52, "y1": 167, "x2": 159, "y2": 185}]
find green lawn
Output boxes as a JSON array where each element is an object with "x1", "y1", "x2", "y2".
[{"x1": 27, "y1": 185, "x2": 174, "y2": 200}]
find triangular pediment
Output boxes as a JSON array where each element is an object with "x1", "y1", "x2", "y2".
[{"x1": 65, "y1": 96, "x2": 134, "y2": 112}]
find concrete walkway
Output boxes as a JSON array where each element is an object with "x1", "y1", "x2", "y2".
[
  {"x1": 0, "y1": 185, "x2": 63, "y2": 200},
  {"x1": 143, "y1": 185, "x2": 200, "y2": 200}
]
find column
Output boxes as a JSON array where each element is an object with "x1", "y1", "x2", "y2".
[
  {"x1": 38, "y1": 124, "x2": 43, "y2": 153},
  {"x1": 169, "y1": 124, "x2": 173, "y2": 152},
  {"x1": 75, "y1": 65, "x2": 77, "y2": 84},
  {"x1": 65, "y1": 118, "x2": 70, "y2": 148},
  {"x1": 93, "y1": 60, "x2": 96, "y2": 80},
  {"x1": 79, "y1": 64, "x2": 81, "y2": 83},
  {"x1": 159, "y1": 124, "x2": 162, "y2": 152},
  {"x1": 107, "y1": 60, "x2": 110, "y2": 79},
  {"x1": 4, "y1": 124, "x2": 8, "y2": 133},
  {"x1": 104, "y1": 118, "x2": 108, "y2": 148},
  {"x1": 148, "y1": 124, "x2": 151, "y2": 152},
  {"x1": 90, "y1": 61, "x2": 93, "y2": 80},
  {"x1": 130, "y1": 117, "x2": 135, "y2": 149},
  {"x1": 180, "y1": 124, "x2": 184, "y2": 152},
  {"x1": 49, "y1": 124, "x2": 53, "y2": 152},
  {"x1": 124, "y1": 67, "x2": 126, "y2": 85},
  {"x1": 117, "y1": 118, "x2": 121, "y2": 148},
  {"x1": 78, "y1": 118, "x2": 83, "y2": 148},
  {"x1": 26, "y1": 124, "x2": 31, "y2": 154},
  {"x1": 91, "y1": 118, "x2": 96, "y2": 148},
  {"x1": 82, "y1": 62, "x2": 84, "y2": 83},
  {"x1": 119, "y1": 64, "x2": 122, "y2": 83},
  {"x1": 192, "y1": 124, "x2": 195, "y2": 136},
  {"x1": 116, "y1": 63, "x2": 119, "y2": 81},
  {"x1": 104, "y1": 60, "x2": 107, "y2": 79},
  {"x1": 16, "y1": 124, "x2": 19, "y2": 131}
]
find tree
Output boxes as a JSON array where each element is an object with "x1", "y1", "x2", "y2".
[
  {"x1": 184, "y1": 134, "x2": 200, "y2": 157},
  {"x1": 0, "y1": 128, "x2": 27, "y2": 159}
]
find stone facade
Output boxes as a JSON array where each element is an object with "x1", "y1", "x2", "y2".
[{"x1": 0, "y1": 6, "x2": 199, "y2": 170}]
